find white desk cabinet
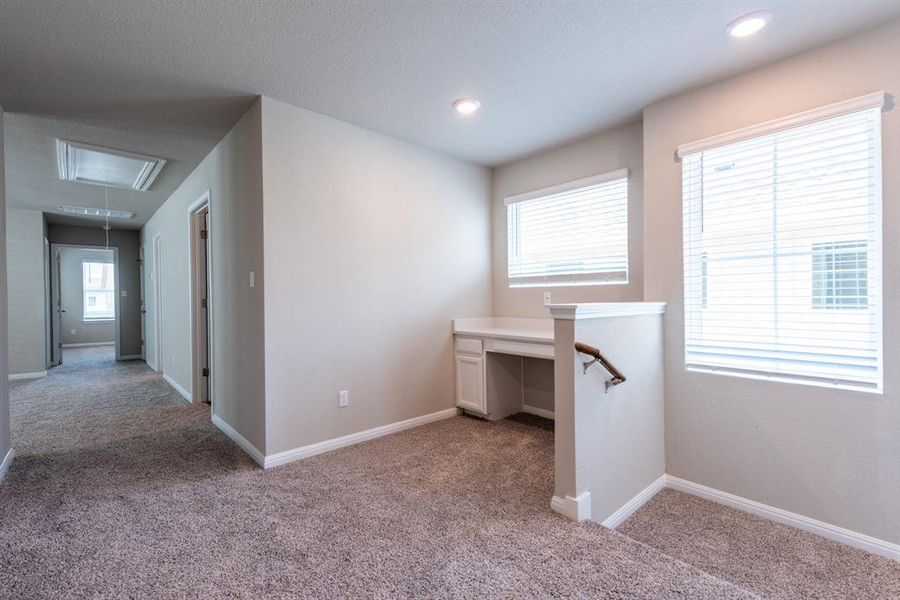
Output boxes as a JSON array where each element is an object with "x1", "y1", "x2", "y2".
[{"x1": 452, "y1": 318, "x2": 554, "y2": 420}]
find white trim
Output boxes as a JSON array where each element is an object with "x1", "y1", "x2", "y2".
[
  {"x1": 548, "y1": 302, "x2": 666, "y2": 320},
  {"x1": 212, "y1": 414, "x2": 265, "y2": 468},
  {"x1": 62, "y1": 342, "x2": 115, "y2": 348},
  {"x1": 505, "y1": 168, "x2": 629, "y2": 206},
  {"x1": 146, "y1": 358, "x2": 158, "y2": 371},
  {"x1": 264, "y1": 408, "x2": 459, "y2": 469},
  {"x1": 188, "y1": 191, "x2": 213, "y2": 408},
  {"x1": 602, "y1": 474, "x2": 667, "y2": 528},
  {"x1": 163, "y1": 373, "x2": 192, "y2": 403},
  {"x1": 119, "y1": 354, "x2": 143, "y2": 360},
  {"x1": 0, "y1": 448, "x2": 14, "y2": 483},
  {"x1": 521, "y1": 404, "x2": 555, "y2": 420},
  {"x1": 676, "y1": 91, "x2": 886, "y2": 157},
  {"x1": 8, "y1": 371, "x2": 47, "y2": 381},
  {"x1": 551, "y1": 491, "x2": 592, "y2": 521},
  {"x1": 665, "y1": 475, "x2": 900, "y2": 562}
]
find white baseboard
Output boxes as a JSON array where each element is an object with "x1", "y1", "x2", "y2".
[
  {"x1": 522, "y1": 404, "x2": 555, "y2": 420},
  {"x1": 211, "y1": 414, "x2": 266, "y2": 468},
  {"x1": 162, "y1": 373, "x2": 192, "y2": 403},
  {"x1": 0, "y1": 448, "x2": 13, "y2": 483},
  {"x1": 62, "y1": 342, "x2": 114, "y2": 348},
  {"x1": 146, "y1": 359, "x2": 158, "y2": 371},
  {"x1": 118, "y1": 354, "x2": 143, "y2": 360},
  {"x1": 264, "y1": 407, "x2": 460, "y2": 469},
  {"x1": 665, "y1": 475, "x2": 900, "y2": 562},
  {"x1": 602, "y1": 474, "x2": 667, "y2": 528},
  {"x1": 8, "y1": 371, "x2": 47, "y2": 381},
  {"x1": 551, "y1": 491, "x2": 592, "y2": 521}
]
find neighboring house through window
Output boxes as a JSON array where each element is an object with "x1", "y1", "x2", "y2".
[{"x1": 83, "y1": 261, "x2": 115, "y2": 321}]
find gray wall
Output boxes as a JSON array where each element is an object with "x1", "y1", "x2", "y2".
[
  {"x1": 492, "y1": 122, "x2": 644, "y2": 318},
  {"x1": 0, "y1": 104, "x2": 11, "y2": 465},
  {"x1": 142, "y1": 99, "x2": 266, "y2": 451},
  {"x1": 260, "y1": 96, "x2": 492, "y2": 455},
  {"x1": 58, "y1": 247, "x2": 115, "y2": 345},
  {"x1": 48, "y1": 225, "x2": 142, "y2": 358},
  {"x1": 6, "y1": 208, "x2": 45, "y2": 375},
  {"x1": 643, "y1": 21, "x2": 900, "y2": 544}
]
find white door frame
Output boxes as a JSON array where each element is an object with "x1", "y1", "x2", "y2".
[
  {"x1": 188, "y1": 190, "x2": 214, "y2": 408},
  {"x1": 152, "y1": 233, "x2": 163, "y2": 372},
  {"x1": 49, "y1": 243, "x2": 122, "y2": 362}
]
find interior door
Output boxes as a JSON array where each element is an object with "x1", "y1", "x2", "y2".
[
  {"x1": 139, "y1": 246, "x2": 146, "y2": 361},
  {"x1": 199, "y1": 211, "x2": 210, "y2": 404},
  {"x1": 50, "y1": 246, "x2": 63, "y2": 366}
]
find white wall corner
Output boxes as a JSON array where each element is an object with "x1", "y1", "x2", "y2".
[
  {"x1": 0, "y1": 448, "x2": 14, "y2": 483},
  {"x1": 212, "y1": 413, "x2": 266, "y2": 468},
  {"x1": 162, "y1": 373, "x2": 192, "y2": 403},
  {"x1": 551, "y1": 491, "x2": 592, "y2": 521},
  {"x1": 601, "y1": 474, "x2": 667, "y2": 529},
  {"x1": 665, "y1": 475, "x2": 900, "y2": 562}
]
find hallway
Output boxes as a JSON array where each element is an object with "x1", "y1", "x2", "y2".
[{"x1": 0, "y1": 352, "x2": 897, "y2": 598}]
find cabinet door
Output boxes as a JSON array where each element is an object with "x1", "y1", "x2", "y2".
[{"x1": 455, "y1": 354, "x2": 485, "y2": 414}]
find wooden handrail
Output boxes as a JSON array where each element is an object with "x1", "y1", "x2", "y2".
[{"x1": 575, "y1": 342, "x2": 626, "y2": 390}]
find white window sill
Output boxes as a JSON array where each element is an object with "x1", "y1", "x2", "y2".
[{"x1": 83, "y1": 318, "x2": 115, "y2": 323}]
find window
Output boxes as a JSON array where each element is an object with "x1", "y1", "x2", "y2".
[
  {"x1": 506, "y1": 169, "x2": 628, "y2": 287},
  {"x1": 83, "y1": 261, "x2": 115, "y2": 321},
  {"x1": 681, "y1": 99, "x2": 882, "y2": 390}
]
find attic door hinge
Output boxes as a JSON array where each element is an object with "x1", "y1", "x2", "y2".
[
  {"x1": 200, "y1": 229, "x2": 208, "y2": 240},
  {"x1": 202, "y1": 368, "x2": 210, "y2": 377},
  {"x1": 201, "y1": 298, "x2": 207, "y2": 309}
]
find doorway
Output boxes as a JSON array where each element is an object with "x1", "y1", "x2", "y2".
[
  {"x1": 49, "y1": 244, "x2": 121, "y2": 367},
  {"x1": 189, "y1": 192, "x2": 212, "y2": 406}
]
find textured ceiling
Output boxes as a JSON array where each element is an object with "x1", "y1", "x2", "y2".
[{"x1": 1, "y1": 0, "x2": 899, "y2": 225}]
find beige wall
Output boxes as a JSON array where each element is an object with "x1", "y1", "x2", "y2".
[
  {"x1": 643, "y1": 21, "x2": 900, "y2": 543},
  {"x1": 260, "y1": 96, "x2": 492, "y2": 455},
  {"x1": 142, "y1": 99, "x2": 266, "y2": 451},
  {"x1": 0, "y1": 105, "x2": 10, "y2": 462},
  {"x1": 492, "y1": 122, "x2": 644, "y2": 318},
  {"x1": 58, "y1": 247, "x2": 115, "y2": 345},
  {"x1": 6, "y1": 208, "x2": 45, "y2": 375},
  {"x1": 48, "y1": 225, "x2": 143, "y2": 356}
]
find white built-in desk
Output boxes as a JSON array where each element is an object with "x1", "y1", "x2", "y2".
[{"x1": 452, "y1": 317, "x2": 555, "y2": 419}]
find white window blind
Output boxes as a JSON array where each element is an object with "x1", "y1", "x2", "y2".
[
  {"x1": 682, "y1": 104, "x2": 882, "y2": 390},
  {"x1": 83, "y1": 261, "x2": 115, "y2": 321},
  {"x1": 506, "y1": 169, "x2": 628, "y2": 287}
]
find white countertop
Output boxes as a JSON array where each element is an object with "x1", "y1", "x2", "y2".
[{"x1": 452, "y1": 317, "x2": 554, "y2": 344}]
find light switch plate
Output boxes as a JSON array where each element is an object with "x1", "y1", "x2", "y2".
[
  {"x1": 543, "y1": 291, "x2": 552, "y2": 306},
  {"x1": 339, "y1": 390, "x2": 349, "y2": 408}
]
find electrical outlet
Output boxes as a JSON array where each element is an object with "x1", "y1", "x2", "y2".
[
  {"x1": 70, "y1": 329, "x2": 76, "y2": 335},
  {"x1": 543, "y1": 291, "x2": 552, "y2": 306},
  {"x1": 339, "y1": 390, "x2": 349, "y2": 408}
]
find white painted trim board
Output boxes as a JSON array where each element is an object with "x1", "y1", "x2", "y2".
[
  {"x1": 0, "y1": 448, "x2": 13, "y2": 483},
  {"x1": 521, "y1": 404, "x2": 555, "y2": 420},
  {"x1": 8, "y1": 371, "x2": 47, "y2": 381},
  {"x1": 264, "y1": 408, "x2": 459, "y2": 469},
  {"x1": 62, "y1": 342, "x2": 115, "y2": 348},
  {"x1": 598, "y1": 474, "x2": 900, "y2": 562},
  {"x1": 212, "y1": 414, "x2": 266, "y2": 468},
  {"x1": 162, "y1": 373, "x2": 192, "y2": 403},
  {"x1": 665, "y1": 476, "x2": 900, "y2": 562}
]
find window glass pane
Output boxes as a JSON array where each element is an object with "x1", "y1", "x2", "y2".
[
  {"x1": 507, "y1": 173, "x2": 628, "y2": 286},
  {"x1": 83, "y1": 261, "x2": 115, "y2": 320}
]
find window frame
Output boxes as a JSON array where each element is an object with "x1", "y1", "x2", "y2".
[
  {"x1": 505, "y1": 168, "x2": 630, "y2": 288},
  {"x1": 679, "y1": 95, "x2": 884, "y2": 393},
  {"x1": 82, "y1": 260, "x2": 116, "y2": 322}
]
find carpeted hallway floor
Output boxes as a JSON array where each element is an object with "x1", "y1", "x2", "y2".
[{"x1": 1, "y1": 348, "x2": 897, "y2": 598}]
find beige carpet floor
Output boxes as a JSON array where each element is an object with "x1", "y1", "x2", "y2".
[{"x1": 0, "y1": 347, "x2": 896, "y2": 598}]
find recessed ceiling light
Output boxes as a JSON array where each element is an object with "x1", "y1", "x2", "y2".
[
  {"x1": 727, "y1": 11, "x2": 771, "y2": 38},
  {"x1": 452, "y1": 98, "x2": 481, "y2": 115},
  {"x1": 59, "y1": 205, "x2": 136, "y2": 220},
  {"x1": 56, "y1": 139, "x2": 167, "y2": 191}
]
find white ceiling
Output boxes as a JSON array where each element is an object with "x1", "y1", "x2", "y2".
[{"x1": 1, "y1": 1, "x2": 898, "y2": 224}]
